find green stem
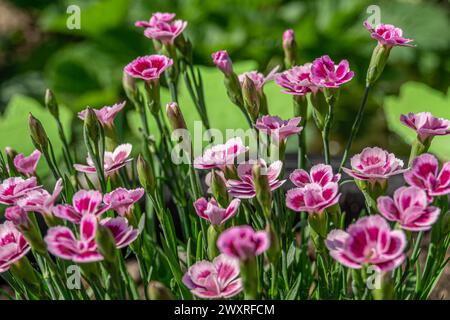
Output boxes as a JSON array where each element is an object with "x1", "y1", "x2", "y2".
[
  {"x1": 339, "y1": 86, "x2": 371, "y2": 172},
  {"x1": 241, "y1": 257, "x2": 259, "y2": 300},
  {"x1": 322, "y1": 102, "x2": 334, "y2": 165}
]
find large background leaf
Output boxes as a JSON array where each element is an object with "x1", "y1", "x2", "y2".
[
  {"x1": 384, "y1": 82, "x2": 450, "y2": 161},
  {"x1": 0, "y1": 94, "x2": 73, "y2": 173}
]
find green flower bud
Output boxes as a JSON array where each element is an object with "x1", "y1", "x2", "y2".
[
  {"x1": 366, "y1": 44, "x2": 392, "y2": 87},
  {"x1": 265, "y1": 223, "x2": 280, "y2": 264},
  {"x1": 45, "y1": 89, "x2": 59, "y2": 118},
  {"x1": 175, "y1": 35, "x2": 193, "y2": 65},
  {"x1": 242, "y1": 75, "x2": 259, "y2": 121},
  {"x1": 207, "y1": 225, "x2": 221, "y2": 260},
  {"x1": 5, "y1": 146, "x2": 17, "y2": 161},
  {"x1": 122, "y1": 71, "x2": 137, "y2": 103},
  {"x1": 28, "y1": 113, "x2": 49, "y2": 151},
  {"x1": 252, "y1": 163, "x2": 272, "y2": 218},
  {"x1": 83, "y1": 108, "x2": 100, "y2": 144},
  {"x1": 224, "y1": 73, "x2": 244, "y2": 108},
  {"x1": 148, "y1": 281, "x2": 174, "y2": 300},
  {"x1": 408, "y1": 138, "x2": 431, "y2": 166},
  {"x1": 166, "y1": 102, "x2": 187, "y2": 131},
  {"x1": 210, "y1": 170, "x2": 229, "y2": 208},
  {"x1": 137, "y1": 154, "x2": 155, "y2": 193},
  {"x1": 95, "y1": 224, "x2": 117, "y2": 263}
]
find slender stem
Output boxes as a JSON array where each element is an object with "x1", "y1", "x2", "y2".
[
  {"x1": 322, "y1": 102, "x2": 334, "y2": 165},
  {"x1": 168, "y1": 81, "x2": 178, "y2": 103},
  {"x1": 293, "y1": 96, "x2": 308, "y2": 169},
  {"x1": 339, "y1": 86, "x2": 371, "y2": 172}
]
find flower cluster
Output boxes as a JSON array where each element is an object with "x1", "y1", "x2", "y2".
[
  {"x1": 0, "y1": 10, "x2": 448, "y2": 302},
  {"x1": 276, "y1": 55, "x2": 353, "y2": 95}
]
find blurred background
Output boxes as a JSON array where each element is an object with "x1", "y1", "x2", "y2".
[{"x1": 0, "y1": 0, "x2": 449, "y2": 164}]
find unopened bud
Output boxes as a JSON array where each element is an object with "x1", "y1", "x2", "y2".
[
  {"x1": 28, "y1": 113, "x2": 49, "y2": 151},
  {"x1": 95, "y1": 224, "x2": 117, "y2": 263},
  {"x1": 6, "y1": 209, "x2": 46, "y2": 255},
  {"x1": 212, "y1": 50, "x2": 233, "y2": 77},
  {"x1": 122, "y1": 72, "x2": 137, "y2": 102},
  {"x1": 265, "y1": 223, "x2": 280, "y2": 264},
  {"x1": 45, "y1": 89, "x2": 59, "y2": 118},
  {"x1": 5, "y1": 147, "x2": 17, "y2": 160},
  {"x1": 224, "y1": 73, "x2": 244, "y2": 107},
  {"x1": 210, "y1": 170, "x2": 229, "y2": 208},
  {"x1": 207, "y1": 225, "x2": 220, "y2": 260},
  {"x1": 283, "y1": 29, "x2": 297, "y2": 68},
  {"x1": 148, "y1": 281, "x2": 174, "y2": 300},
  {"x1": 366, "y1": 44, "x2": 391, "y2": 86},
  {"x1": 84, "y1": 108, "x2": 100, "y2": 143},
  {"x1": 137, "y1": 154, "x2": 155, "y2": 193},
  {"x1": 242, "y1": 75, "x2": 259, "y2": 121},
  {"x1": 252, "y1": 163, "x2": 272, "y2": 217},
  {"x1": 166, "y1": 102, "x2": 187, "y2": 131},
  {"x1": 175, "y1": 35, "x2": 193, "y2": 64}
]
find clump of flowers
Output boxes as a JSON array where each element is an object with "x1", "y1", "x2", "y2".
[{"x1": 0, "y1": 10, "x2": 448, "y2": 303}]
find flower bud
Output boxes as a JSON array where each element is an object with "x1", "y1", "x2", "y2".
[
  {"x1": 212, "y1": 50, "x2": 233, "y2": 77},
  {"x1": 83, "y1": 107, "x2": 101, "y2": 144},
  {"x1": 95, "y1": 223, "x2": 117, "y2": 263},
  {"x1": 28, "y1": 113, "x2": 49, "y2": 151},
  {"x1": 282, "y1": 29, "x2": 297, "y2": 68},
  {"x1": 207, "y1": 224, "x2": 220, "y2": 260},
  {"x1": 309, "y1": 94, "x2": 325, "y2": 131},
  {"x1": 166, "y1": 102, "x2": 187, "y2": 131},
  {"x1": 265, "y1": 223, "x2": 280, "y2": 264},
  {"x1": 175, "y1": 35, "x2": 193, "y2": 64},
  {"x1": 242, "y1": 75, "x2": 260, "y2": 121},
  {"x1": 148, "y1": 281, "x2": 174, "y2": 300},
  {"x1": 6, "y1": 208, "x2": 47, "y2": 255},
  {"x1": 252, "y1": 163, "x2": 272, "y2": 217},
  {"x1": 224, "y1": 73, "x2": 244, "y2": 108},
  {"x1": 408, "y1": 138, "x2": 431, "y2": 166},
  {"x1": 45, "y1": 89, "x2": 59, "y2": 118},
  {"x1": 137, "y1": 154, "x2": 155, "y2": 193},
  {"x1": 122, "y1": 71, "x2": 137, "y2": 103},
  {"x1": 210, "y1": 170, "x2": 229, "y2": 207},
  {"x1": 366, "y1": 44, "x2": 391, "y2": 86},
  {"x1": 4, "y1": 146, "x2": 17, "y2": 158}
]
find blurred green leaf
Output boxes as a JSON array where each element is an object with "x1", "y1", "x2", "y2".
[
  {"x1": 39, "y1": 0, "x2": 130, "y2": 36},
  {"x1": 384, "y1": 82, "x2": 450, "y2": 161},
  {"x1": 0, "y1": 94, "x2": 73, "y2": 173},
  {"x1": 127, "y1": 61, "x2": 293, "y2": 133}
]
